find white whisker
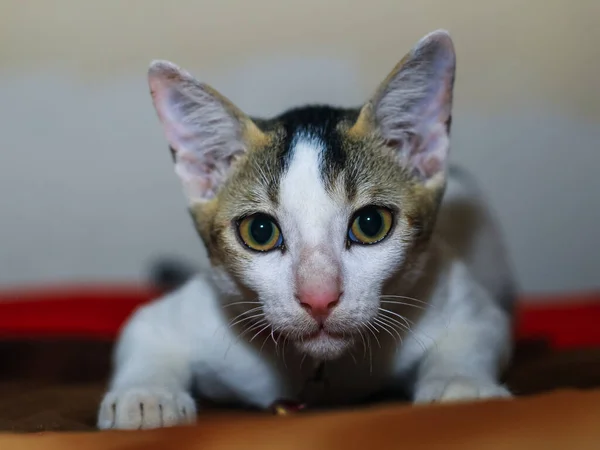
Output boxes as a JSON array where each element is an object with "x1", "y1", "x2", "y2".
[
  {"x1": 365, "y1": 322, "x2": 382, "y2": 349},
  {"x1": 229, "y1": 312, "x2": 265, "y2": 329},
  {"x1": 367, "y1": 333, "x2": 373, "y2": 374},
  {"x1": 260, "y1": 325, "x2": 278, "y2": 354},
  {"x1": 249, "y1": 323, "x2": 272, "y2": 344},
  {"x1": 373, "y1": 317, "x2": 402, "y2": 344},
  {"x1": 223, "y1": 301, "x2": 262, "y2": 308},
  {"x1": 378, "y1": 308, "x2": 432, "y2": 352},
  {"x1": 300, "y1": 353, "x2": 307, "y2": 370},
  {"x1": 379, "y1": 294, "x2": 430, "y2": 305},
  {"x1": 227, "y1": 305, "x2": 264, "y2": 324},
  {"x1": 223, "y1": 319, "x2": 266, "y2": 358},
  {"x1": 358, "y1": 328, "x2": 368, "y2": 359},
  {"x1": 348, "y1": 351, "x2": 358, "y2": 365},
  {"x1": 379, "y1": 299, "x2": 427, "y2": 311},
  {"x1": 237, "y1": 319, "x2": 268, "y2": 339},
  {"x1": 282, "y1": 334, "x2": 289, "y2": 368},
  {"x1": 270, "y1": 328, "x2": 279, "y2": 347}
]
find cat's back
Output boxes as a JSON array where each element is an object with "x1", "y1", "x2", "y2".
[{"x1": 435, "y1": 166, "x2": 516, "y2": 312}]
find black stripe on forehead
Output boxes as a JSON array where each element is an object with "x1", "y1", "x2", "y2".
[{"x1": 257, "y1": 105, "x2": 359, "y2": 180}]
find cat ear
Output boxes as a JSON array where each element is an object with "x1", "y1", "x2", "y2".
[
  {"x1": 148, "y1": 60, "x2": 267, "y2": 203},
  {"x1": 351, "y1": 30, "x2": 456, "y2": 185}
]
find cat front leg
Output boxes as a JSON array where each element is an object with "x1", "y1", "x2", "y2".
[
  {"x1": 410, "y1": 286, "x2": 513, "y2": 404},
  {"x1": 97, "y1": 303, "x2": 197, "y2": 430}
]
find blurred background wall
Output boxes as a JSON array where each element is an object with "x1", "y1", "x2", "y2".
[{"x1": 0, "y1": 0, "x2": 598, "y2": 294}]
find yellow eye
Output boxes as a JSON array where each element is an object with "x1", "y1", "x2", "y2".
[
  {"x1": 237, "y1": 214, "x2": 283, "y2": 252},
  {"x1": 348, "y1": 206, "x2": 393, "y2": 245}
]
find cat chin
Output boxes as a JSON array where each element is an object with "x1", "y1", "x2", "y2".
[{"x1": 294, "y1": 333, "x2": 354, "y2": 361}]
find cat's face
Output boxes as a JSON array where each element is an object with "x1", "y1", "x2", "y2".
[
  {"x1": 148, "y1": 30, "x2": 455, "y2": 360},
  {"x1": 197, "y1": 111, "x2": 442, "y2": 360}
]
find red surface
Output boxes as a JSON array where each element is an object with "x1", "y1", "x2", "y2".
[
  {"x1": 515, "y1": 292, "x2": 600, "y2": 349},
  {"x1": 0, "y1": 284, "x2": 158, "y2": 339},
  {"x1": 0, "y1": 284, "x2": 598, "y2": 349}
]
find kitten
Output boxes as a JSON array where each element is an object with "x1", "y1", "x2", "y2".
[{"x1": 98, "y1": 30, "x2": 515, "y2": 430}]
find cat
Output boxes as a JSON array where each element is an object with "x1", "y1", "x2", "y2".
[{"x1": 97, "y1": 29, "x2": 516, "y2": 430}]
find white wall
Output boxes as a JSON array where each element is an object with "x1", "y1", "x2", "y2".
[{"x1": 1, "y1": 0, "x2": 599, "y2": 294}]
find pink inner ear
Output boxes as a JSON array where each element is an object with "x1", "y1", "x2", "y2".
[
  {"x1": 149, "y1": 75, "x2": 179, "y2": 129},
  {"x1": 373, "y1": 35, "x2": 454, "y2": 182},
  {"x1": 383, "y1": 122, "x2": 448, "y2": 181},
  {"x1": 413, "y1": 154, "x2": 443, "y2": 180},
  {"x1": 148, "y1": 65, "x2": 247, "y2": 203},
  {"x1": 175, "y1": 151, "x2": 229, "y2": 201},
  {"x1": 408, "y1": 124, "x2": 449, "y2": 180}
]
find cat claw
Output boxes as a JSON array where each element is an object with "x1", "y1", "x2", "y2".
[
  {"x1": 413, "y1": 376, "x2": 512, "y2": 404},
  {"x1": 97, "y1": 387, "x2": 197, "y2": 430}
]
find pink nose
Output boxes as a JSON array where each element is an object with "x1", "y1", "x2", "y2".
[{"x1": 296, "y1": 289, "x2": 341, "y2": 322}]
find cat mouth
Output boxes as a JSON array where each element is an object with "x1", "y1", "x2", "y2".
[
  {"x1": 293, "y1": 325, "x2": 355, "y2": 360},
  {"x1": 302, "y1": 327, "x2": 345, "y2": 341}
]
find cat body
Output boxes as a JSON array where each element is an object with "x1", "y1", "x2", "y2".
[{"x1": 98, "y1": 30, "x2": 515, "y2": 430}]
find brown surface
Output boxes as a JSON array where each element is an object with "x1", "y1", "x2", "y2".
[
  {"x1": 0, "y1": 338, "x2": 600, "y2": 433},
  {"x1": 1, "y1": 390, "x2": 600, "y2": 449},
  {"x1": 0, "y1": 340, "x2": 112, "y2": 433}
]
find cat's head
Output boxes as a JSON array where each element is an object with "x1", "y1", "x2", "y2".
[{"x1": 148, "y1": 30, "x2": 455, "y2": 360}]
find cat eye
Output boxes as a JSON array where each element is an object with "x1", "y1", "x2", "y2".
[
  {"x1": 237, "y1": 213, "x2": 283, "y2": 252},
  {"x1": 348, "y1": 206, "x2": 393, "y2": 245}
]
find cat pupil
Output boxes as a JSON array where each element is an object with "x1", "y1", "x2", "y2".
[
  {"x1": 250, "y1": 217, "x2": 274, "y2": 244},
  {"x1": 358, "y1": 210, "x2": 382, "y2": 237}
]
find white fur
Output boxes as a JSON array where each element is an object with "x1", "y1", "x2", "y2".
[
  {"x1": 255, "y1": 137, "x2": 412, "y2": 360},
  {"x1": 97, "y1": 159, "x2": 514, "y2": 429}
]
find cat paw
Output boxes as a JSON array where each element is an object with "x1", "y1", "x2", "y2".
[
  {"x1": 413, "y1": 376, "x2": 511, "y2": 404},
  {"x1": 97, "y1": 387, "x2": 197, "y2": 430}
]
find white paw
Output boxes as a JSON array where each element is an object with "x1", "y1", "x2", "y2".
[
  {"x1": 97, "y1": 387, "x2": 197, "y2": 430},
  {"x1": 414, "y1": 376, "x2": 512, "y2": 404}
]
